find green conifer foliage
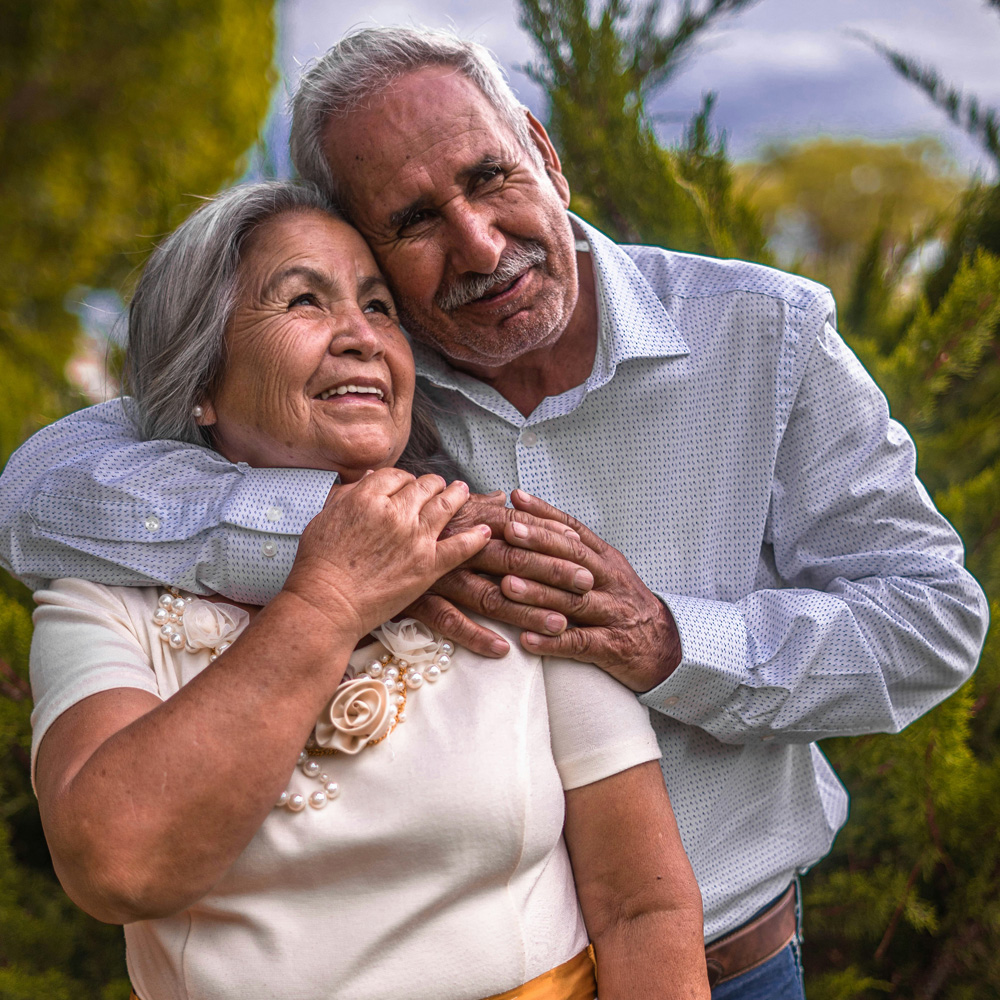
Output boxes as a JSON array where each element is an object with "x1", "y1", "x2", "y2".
[
  {"x1": 0, "y1": 1, "x2": 276, "y2": 993},
  {"x1": 518, "y1": 0, "x2": 768, "y2": 258},
  {"x1": 801, "y1": 20, "x2": 1000, "y2": 986}
]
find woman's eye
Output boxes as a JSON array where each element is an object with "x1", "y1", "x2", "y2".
[
  {"x1": 364, "y1": 298, "x2": 393, "y2": 316},
  {"x1": 289, "y1": 293, "x2": 317, "y2": 308}
]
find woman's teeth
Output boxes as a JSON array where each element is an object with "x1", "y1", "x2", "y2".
[{"x1": 318, "y1": 385, "x2": 385, "y2": 401}]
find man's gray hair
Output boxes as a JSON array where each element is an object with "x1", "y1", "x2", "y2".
[
  {"x1": 289, "y1": 25, "x2": 540, "y2": 204},
  {"x1": 123, "y1": 179, "x2": 453, "y2": 477},
  {"x1": 124, "y1": 181, "x2": 340, "y2": 446}
]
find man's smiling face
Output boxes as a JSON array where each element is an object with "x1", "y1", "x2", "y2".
[{"x1": 320, "y1": 66, "x2": 581, "y2": 374}]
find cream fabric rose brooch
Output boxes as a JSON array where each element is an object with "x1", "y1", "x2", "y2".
[
  {"x1": 182, "y1": 599, "x2": 249, "y2": 650},
  {"x1": 153, "y1": 589, "x2": 249, "y2": 656},
  {"x1": 314, "y1": 678, "x2": 395, "y2": 754}
]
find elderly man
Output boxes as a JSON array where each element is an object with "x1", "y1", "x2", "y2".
[{"x1": 0, "y1": 26, "x2": 988, "y2": 999}]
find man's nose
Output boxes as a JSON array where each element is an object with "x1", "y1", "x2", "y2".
[{"x1": 445, "y1": 200, "x2": 505, "y2": 274}]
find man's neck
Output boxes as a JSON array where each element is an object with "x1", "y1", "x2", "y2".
[{"x1": 448, "y1": 249, "x2": 598, "y2": 418}]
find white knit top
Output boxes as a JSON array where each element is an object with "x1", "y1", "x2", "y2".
[{"x1": 30, "y1": 579, "x2": 661, "y2": 1000}]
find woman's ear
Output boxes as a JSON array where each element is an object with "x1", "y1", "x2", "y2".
[
  {"x1": 525, "y1": 111, "x2": 571, "y2": 208},
  {"x1": 193, "y1": 401, "x2": 217, "y2": 427}
]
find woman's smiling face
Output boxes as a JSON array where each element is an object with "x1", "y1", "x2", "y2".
[{"x1": 201, "y1": 210, "x2": 415, "y2": 483}]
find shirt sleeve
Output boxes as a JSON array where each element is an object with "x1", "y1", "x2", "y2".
[
  {"x1": 641, "y1": 318, "x2": 990, "y2": 744},
  {"x1": 544, "y1": 657, "x2": 661, "y2": 790},
  {"x1": 0, "y1": 399, "x2": 335, "y2": 604},
  {"x1": 28, "y1": 578, "x2": 161, "y2": 788}
]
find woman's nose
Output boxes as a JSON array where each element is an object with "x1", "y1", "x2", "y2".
[{"x1": 327, "y1": 307, "x2": 385, "y2": 360}]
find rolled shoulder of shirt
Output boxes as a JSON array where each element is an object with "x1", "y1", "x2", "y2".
[
  {"x1": 639, "y1": 320, "x2": 990, "y2": 744},
  {"x1": 0, "y1": 399, "x2": 335, "y2": 604}
]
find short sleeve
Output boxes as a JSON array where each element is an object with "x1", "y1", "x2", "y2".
[
  {"x1": 543, "y1": 658, "x2": 661, "y2": 790},
  {"x1": 29, "y1": 579, "x2": 160, "y2": 787}
]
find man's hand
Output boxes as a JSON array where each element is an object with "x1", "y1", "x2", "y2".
[
  {"x1": 403, "y1": 490, "x2": 596, "y2": 657},
  {"x1": 499, "y1": 490, "x2": 682, "y2": 692}
]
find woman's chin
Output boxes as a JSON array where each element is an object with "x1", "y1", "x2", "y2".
[{"x1": 336, "y1": 460, "x2": 397, "y2": 483}]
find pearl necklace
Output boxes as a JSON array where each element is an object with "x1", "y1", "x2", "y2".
[
  {"x1": 152, "y1": 590, "x2": 453, "y2": 816},
  {"x1": 276, "y1": 631, "x2": 454, "y2": 812},
  {"x1": 153, "y1": 587, "x2": 237, "y2": 660}
]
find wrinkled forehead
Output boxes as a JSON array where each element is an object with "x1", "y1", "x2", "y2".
[{"x1": 319, "y1": 67, "x2": 523, "y2": 219}]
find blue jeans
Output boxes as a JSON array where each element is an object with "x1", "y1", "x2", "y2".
[
  {"x1": 710, "y1": 938, "x2": 805, "y2": 999},
  {"x1": 710, "y1": 881, "x2": 806, "y2": 1000}
]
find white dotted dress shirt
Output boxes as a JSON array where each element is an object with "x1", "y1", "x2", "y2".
[{"x1": 0, "y1": 215, "x2": 987, "y2": 940}]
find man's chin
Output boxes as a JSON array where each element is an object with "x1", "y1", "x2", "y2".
[{"x1": 404, "y1": 310, "x2": 564, "y2": 370}]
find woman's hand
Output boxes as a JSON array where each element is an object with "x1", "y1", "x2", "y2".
[{"x1": 283, "y1": 470, "x2": 491, "y2": 641}]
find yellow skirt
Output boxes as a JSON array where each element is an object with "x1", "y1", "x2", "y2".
[
  {"x1": 483, "y1": 947, "x2": 597, "y2": 1000},
  {"x1": 130, "y1": 947, "x2": 597, "y2": 1000}
]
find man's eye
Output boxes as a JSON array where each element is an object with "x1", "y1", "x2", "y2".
[
  {"x1": 289, "y1": 293, "x2": 318, "y2": 308},
  {"x1": 399, "y1": 209, "x2": 433, "y2": 234},
  {"x1": 477, "y1": 166, "x2": 505, "y2": 187}
]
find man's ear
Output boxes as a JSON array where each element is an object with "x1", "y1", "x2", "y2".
[{"x1": 525, "y1": 111, "x2": 571, "y2": 208}]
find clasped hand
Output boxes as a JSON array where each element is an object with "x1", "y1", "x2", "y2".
[
  {"x1": 283, "y1": 469, "x2": 491, "y2": 641},
  {"x1": 407, "y1": 489, "x2": 682, "y2": 692}
]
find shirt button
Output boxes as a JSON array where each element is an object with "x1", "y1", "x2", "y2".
[
  {"x1": 521, "y1": 430, "x2": 538, "y2": 447},
  {"x1": 262, "y1": 540, "x2": 278, "y2": 558},
  {"x1": 265, "y1": 506, "x2": 283, "y2": 522},
  {"x1": 663, "y1": 696, "x2": 679, "y2": 708},
  {"x1": 143, "y1": 515, "x2": 161, "y2": 533}
]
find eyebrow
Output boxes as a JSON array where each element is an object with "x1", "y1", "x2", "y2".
[
  {"x1": 261, "y1": 265, "x2": 332, "y2": 300},
  {"x1": 386, "y1": 154, "x2": 506, "y2": 231},
  {"x1": 357, "y1": 273, "x2": 392, "y2": 299}
]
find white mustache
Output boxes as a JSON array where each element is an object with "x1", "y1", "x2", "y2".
[{"x1": 435, "y1": 241, "x2": 547, "y2": 312}]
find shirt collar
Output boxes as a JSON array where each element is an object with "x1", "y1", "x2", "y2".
[
  {"x1": 572, "y1": 213, "x2": 688, "y2": 394},
  {"x1": 413, "y1": 212, "x2": 689, "y2": 417}
]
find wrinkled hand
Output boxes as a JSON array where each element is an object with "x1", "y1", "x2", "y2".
[
  {"x1": 500, "y1": 490, "x2": 682, "y2": 692},
  {"x1": 404, "y1": 491, "x2": 596, "y2": 657},
  {"x1": 283, "y1": 470, "x2": 490, "y2": 641}
]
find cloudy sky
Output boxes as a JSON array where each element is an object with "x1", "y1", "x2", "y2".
[{"x1": 273, "y1": 0, "x2": 1000, "y2": 176}]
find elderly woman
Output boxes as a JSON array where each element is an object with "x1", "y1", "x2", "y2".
[{"x1": 28, "y1": 181, "x2": 708, "y2": 1000}]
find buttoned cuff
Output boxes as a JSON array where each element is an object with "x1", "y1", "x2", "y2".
[
  {"x1": 640, "y1": 593, "x2": 750, "y2": 724},
  {"x1": 222, "y1": 465, "x2": 337, "y2": 535}
]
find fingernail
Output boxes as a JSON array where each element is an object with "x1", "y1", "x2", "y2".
[
  {"x1": 455, "y1": 480, "x2": 469, "y2": 491},
  {"x1": 478, "y1": 524, "x2": 492, "y2": 537},
  {"x1": 523, "y1": 632, "x2": 541, "y2": 646},
  {"x1": 564, "y1": 529, "x2": 580, "y2": 540},
  {"x1": 510, "y1": 521, "x2": 528, "y2": 539},
  {"x1": 574, "y1": 569, "x2": 593, "y2": 590},
  {"x1": 491, "y1": 638, "x2": 510, "y2": 655},
  {"x1": 507, "y1": 575, "x2": 527, "y2": 594},
  {"x1": 545, "y1": 614, "x2": 566, "y2": 633}
]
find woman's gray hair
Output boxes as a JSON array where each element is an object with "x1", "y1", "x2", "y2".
[
  {"x1": 289, "y1": 25, "x2": 541, "y2": 205},
  {"x1": 124, "y1": 181, "x2": 340, "y2": 446},
  {"x1": 124, "y1": 178, "x2": 453, "y2": 477}
]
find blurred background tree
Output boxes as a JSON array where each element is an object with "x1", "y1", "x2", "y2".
[
  {"x1": 798, "y1": 7, "x2": 1000, "y2": 996},
  {"x1": 738, "y1": 137, "x2": 964, "y2": 305},
  {"x1": 518, "y1": 0, "x2": 769, "y2": 260},
  {"x1": 0, "y1": 0, "x2": 275, "y2": 996}
]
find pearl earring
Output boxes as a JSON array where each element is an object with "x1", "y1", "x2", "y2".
[{"x1": 192, "y1": 405, "x2": 204, "y2": 419}]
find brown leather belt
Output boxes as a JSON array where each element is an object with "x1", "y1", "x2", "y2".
[{"x1": 704, "y1": 883, "x2": 798, "y2": 988}]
